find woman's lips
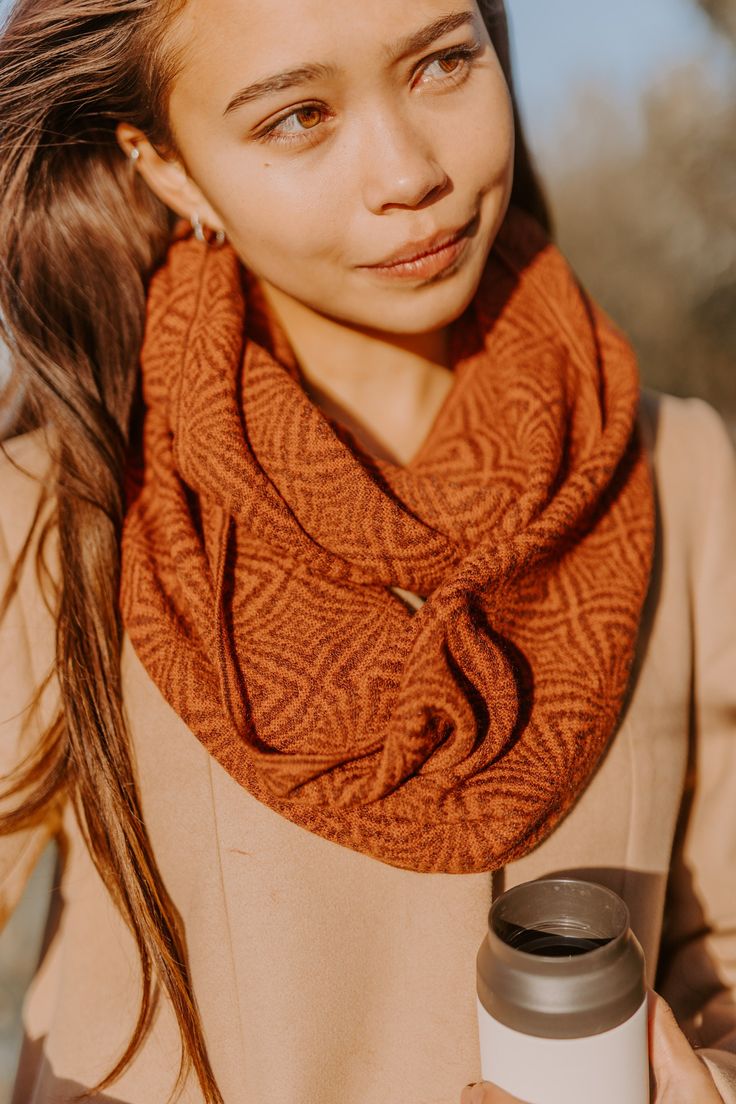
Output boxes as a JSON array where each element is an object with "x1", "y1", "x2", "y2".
[{"x1": 358, "y1": 218, "x2": 476, "y2": 282}]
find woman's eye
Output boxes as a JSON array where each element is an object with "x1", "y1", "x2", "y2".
[
  {"x1": 259, "y1": 104, "x2": 329, "y2": 145},
  {"x1": 417, "y1": 44, "x2": 480, "y2": 87}
]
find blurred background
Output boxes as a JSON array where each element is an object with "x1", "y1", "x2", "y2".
[
  {"x1": 0, "y1": 1, "x2": 734, "y2": 1099},
  {"x1": 509, "y1": 0, "x2": 735, "y2": 431}
]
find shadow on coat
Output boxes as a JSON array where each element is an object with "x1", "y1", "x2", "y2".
[{"x1": 10, "y1": 1033, "x2": 135, "y2": 1104}]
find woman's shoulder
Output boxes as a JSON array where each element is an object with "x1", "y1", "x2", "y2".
[
  {"x1": 640, "y1": 388, "x2": 735, "y2": 529},
  {"x1": 0, "y1": 426, "x2": 56, "y2": 559},
  {"x1": 640, "y1": 389, "x2": 736, "y2": 628},
  {"x1": 0, "y1": 429, "x2": 63, "y2": 929},
  {"x1": 0, "y1": 426, "x2": 58, "y2": 681},
  {"x1": 641, "y1": 387, "x2": 734, "y2": 463},
  {"x1": 644, "y1": 385, "x2": 733, "y2": 429}
]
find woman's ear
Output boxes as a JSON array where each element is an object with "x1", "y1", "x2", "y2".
[{"x1": 115, "y1": 121, "x2": 225, "y2": 233}]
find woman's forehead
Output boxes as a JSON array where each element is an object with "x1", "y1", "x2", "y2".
[{"x1": 169, "y1": 0, "x2": 483, "y2": 94}]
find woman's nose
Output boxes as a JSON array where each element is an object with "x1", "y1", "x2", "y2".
[{"x1": 360, "y1": 111, "x2": 449, "y2": 213}]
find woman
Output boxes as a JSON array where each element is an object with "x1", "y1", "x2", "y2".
[{"x1": 0, "y1": 0, "x2": 734, "y2": 1100}]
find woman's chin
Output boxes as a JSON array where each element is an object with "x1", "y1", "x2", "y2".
[{"x1": 349, "y1": 269, "x2": 485, "y2": 336}]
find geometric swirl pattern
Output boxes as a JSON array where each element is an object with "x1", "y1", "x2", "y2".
[{"x1": 119, "y1": 203, "x2": 655, "y2": 873}]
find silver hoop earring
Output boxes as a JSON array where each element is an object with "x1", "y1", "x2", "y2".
[
  {"x1": 191, "y1": 213, "x2": 226, "y2": 247},
  {"x1": 191, "y1": 212, "x2": 206, "y2": 243}
]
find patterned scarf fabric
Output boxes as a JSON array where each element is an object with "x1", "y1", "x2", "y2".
[{"x1": 120, "y1": 204, "x2": 654, "y2": 874}]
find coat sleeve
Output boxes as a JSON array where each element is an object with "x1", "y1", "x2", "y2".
[
  {"x1": 655, "y1": 398, "x2": 736, "y2": 1101},
  {"x1": 0, "y1": 430, "x2": 62, "y2": 934}
]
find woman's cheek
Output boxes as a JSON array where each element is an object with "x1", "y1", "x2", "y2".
[
  {"x1": 220, "y1": 168, "x2": 336, "y2": 254},
  {"x1": 456, "y1": 83, "x2": 515, "y2": 191}
]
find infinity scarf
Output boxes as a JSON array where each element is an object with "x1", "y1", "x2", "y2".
[{"x1": 120, "y1": 204, "x2": 654, "y2": 874}]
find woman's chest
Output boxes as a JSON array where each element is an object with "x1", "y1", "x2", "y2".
[
  {"x1": 117, "y1": 388, "x2": 695, "y2": 1101},
  {"x1": 115, "y1": 559, "x2": 691, "y2": 1102}
]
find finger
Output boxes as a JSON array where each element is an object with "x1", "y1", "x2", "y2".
[
  {"x1": 648, "y1": 989, "x2": 721, "y2": 1102},
  {"x1": 649, "y1": 989, "x2": 695, "y2": 1066},
  {"x1": 460, "y1": 1082, "x2": 529, "y2": 1103},
  {"x1": 460, "y1": 1083, "x2": 488, "y2": 1104}
]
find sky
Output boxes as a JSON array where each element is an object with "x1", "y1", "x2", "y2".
[{"x1": 506, "y1": 0, "x2": 732, "y2": 159}]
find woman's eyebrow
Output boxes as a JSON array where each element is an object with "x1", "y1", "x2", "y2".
[
  {"x1": 223, "y1": 63, "x2": 336, "y2": 116},
  {"x1": 222, "y1": 9, "x2": 477, "y2": 117},
  {"x1": 388, "y1": 9, "x2": 477, "y2": 64}
]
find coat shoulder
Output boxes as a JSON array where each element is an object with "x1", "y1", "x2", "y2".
[
  {"x1": 640, "y1": 388, "x2": 734, "y2": 473},
  {"x1": 639, "y1": 389, "x2": 735, "y2": 550},
  {"x1": 0, "y1": 425, "x2": 59, "y2": 722},
  {"x1": 0, "y1": 427, "x2": 56, "y2": 561}
]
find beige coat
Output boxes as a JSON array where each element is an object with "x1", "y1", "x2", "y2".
[{"x1": 1, "y1": 389, "x2": 735, "y2": 1104}]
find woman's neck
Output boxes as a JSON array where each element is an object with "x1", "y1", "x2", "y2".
[{"x1": 258, "y1": 279, "x2": 455, "y2": 467}]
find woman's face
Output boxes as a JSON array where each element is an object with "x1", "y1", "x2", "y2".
[{"x1": 162, "y1": 0, "x2": 515, "y2": 335}]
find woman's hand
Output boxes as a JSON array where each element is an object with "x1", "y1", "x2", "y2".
[
  {"x1": 459, "y1": 989, "x2": 724, "y2": 1104},
  {"x1": 648, "y1": 989, "x2": 723, "y2": 1102}
]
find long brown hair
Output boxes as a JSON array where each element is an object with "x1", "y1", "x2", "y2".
[{"x1": 0, "y1": 2, "x2": 551, "y2": 1100}]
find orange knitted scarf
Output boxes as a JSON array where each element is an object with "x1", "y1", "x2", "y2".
[{"x1": 120, "y1": 204, "x2": 654, "y2": 874}]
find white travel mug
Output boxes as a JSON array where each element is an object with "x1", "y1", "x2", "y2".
[{"x1": 475, "y1": 877, "x2": 649, "y2": 1104}]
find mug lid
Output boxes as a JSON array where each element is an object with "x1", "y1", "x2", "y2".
[{"x1": 477, "y1": 878, "x2": 646, "y2": 1038}]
